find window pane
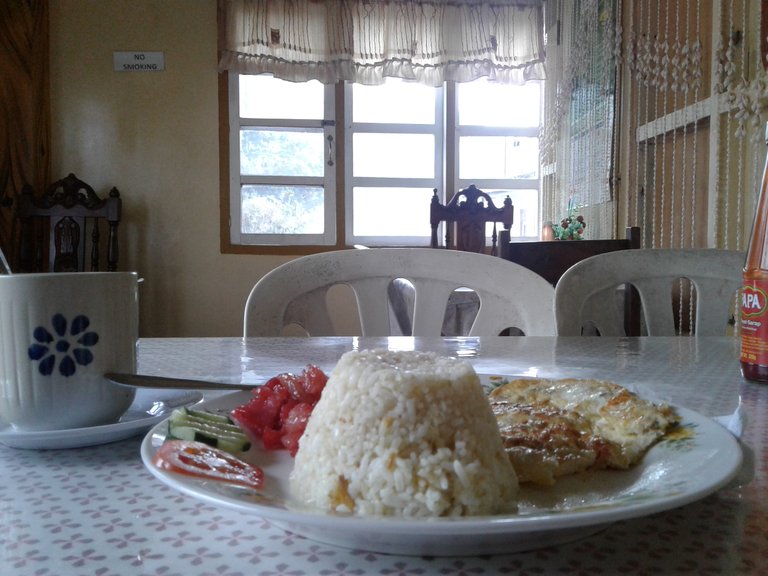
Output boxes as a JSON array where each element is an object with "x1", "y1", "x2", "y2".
[
  {"x1": 459, "y1": 136, "x2": 539, "y2": 179},
  {"x1": 241, "y1": 185, "x2": 324, "y2": 234},
  {"x1": 239, "y1": 75, "x2": 324, "y2": 119},
  {"x1": 352, "y1": 187, "x2": 433, "y2": 236},
  {"x1": 353, "y1": 79, "x2": 437, "y2": 124},
  {"x1": 486, "y1": 189, "x2": 539, "y2": 239},
  {"x1": 458, "y1": 79, "x2": 541, "y2": 127},
  {"x1": 240, "y1": 129, "x2": 324, "y2": 176},
  {"x1": 353, "y1": 134, "x2": 435, "y2": 178}
]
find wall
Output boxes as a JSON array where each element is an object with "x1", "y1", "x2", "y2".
[{"x1": 50, "y1": 0, "x2": 291, "y2": 336}]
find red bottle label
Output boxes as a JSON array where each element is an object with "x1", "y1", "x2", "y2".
[{"x1": 741, "y1": 278, "x2": 768, "y2": 366}]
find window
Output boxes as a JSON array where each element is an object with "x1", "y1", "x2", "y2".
[
  {"x1": 454, "y1": 80, "x2": 542, "y2": 240},
  {"x1": 228, "y1": 74, "x2": 336, "y2": 246},
  {"x1": 223, "y1": 74, "x2": 542, "y2": 252},
  {"x1": 346, "y1": 78, "x2": 443, "y2": 246}
]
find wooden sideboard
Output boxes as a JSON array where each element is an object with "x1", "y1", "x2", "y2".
[
  {"x1": 499, "y1": 227, "x2": 641, "y2": 285},
  {"x1": 500, "y1": 227, "x2": 642, "y2": 335}
]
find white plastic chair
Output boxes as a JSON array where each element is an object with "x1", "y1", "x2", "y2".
[
  {"x1": 554, "y1": 249, "x2": 745, "y2": 336},
  {"x1": 243, "y1": 248, "x2": 556, "y2": 337}
]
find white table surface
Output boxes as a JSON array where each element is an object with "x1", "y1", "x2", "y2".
[{"x1": 0, "y1": 336, "x2": 764, "y2": 575}]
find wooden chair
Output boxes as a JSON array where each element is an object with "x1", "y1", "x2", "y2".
[
  {"x1": 554, "y1": 249, "x2": 744, "y2": 336},
  {"x1": 17, "y1": 173, "x2": 121, "y2": 272},
  {"x1": 430, "y1": 185, "x2": 513, "y2": 256},
  {"x1": 243, "y1": 248, "x2": 555, "y2": 337}
]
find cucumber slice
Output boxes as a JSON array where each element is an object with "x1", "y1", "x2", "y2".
[
  {"x1": 167, "y1": 407, "x2": 251, "y2": 453},
  {"x1": 172, "y1": 406, "x2": 234, "y2": 425},
  {"x1": 168, "y1": 424, "x2": 251, "y2": 453},
  {"x1": 170, "y1": 411, "x2": 243, "y2": 435}
]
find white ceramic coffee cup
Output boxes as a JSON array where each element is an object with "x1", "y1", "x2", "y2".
[{"x1": 0, "y1": 272, "x2": 139, "y2": 431}]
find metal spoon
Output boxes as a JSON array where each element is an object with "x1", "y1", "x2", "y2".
[{"x1": 106, "y1": 372, "x2": 257, "y2": 391}]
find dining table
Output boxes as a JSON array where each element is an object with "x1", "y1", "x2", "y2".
[{"x1": 0, "y1": 336, "x2": 764, "y2": 575}]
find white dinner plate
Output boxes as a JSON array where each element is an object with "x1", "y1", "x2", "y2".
[
  {"x1": 0, "y1": 388, "x2": 203, "y2": 450},
  {"x1": 140, "y1": 384, "x2": 743, "y2": 556}
]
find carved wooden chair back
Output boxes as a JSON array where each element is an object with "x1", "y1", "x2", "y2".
[
  {"x1": 430, "y1": 185, "x2": 513, "y2": 256},
  {"x1": 17, "y1": 173, "x2": 121, "y2": 272}
]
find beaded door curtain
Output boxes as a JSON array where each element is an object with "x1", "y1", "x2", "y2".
[{"x1": 619, "y1": 0, "x2": 766, "y2": 252}]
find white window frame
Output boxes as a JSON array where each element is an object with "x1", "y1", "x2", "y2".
[
  {"x1": 343, "y1": 82, "x2": 445, "y2": 247},
  {"x1": 225, "y1": 74, "x2": 542, "y2": 249},
  {"x1": 450, "y1": 81, "x2": 543, "y2": 242},
  {"x1": 227, "y1": 73, "x2": 337, "y2": 246},
  {"x1": 453, "y1": 126, "x2": 542, "y2": 243}
]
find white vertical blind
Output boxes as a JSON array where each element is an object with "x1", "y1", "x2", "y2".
[{"x1": 541, "y1": 0, "x2": 618, "y2": 240}]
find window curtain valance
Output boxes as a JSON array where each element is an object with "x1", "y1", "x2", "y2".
[{"x1": 218, "y1": 0, "x2": 545, "y2": 86}]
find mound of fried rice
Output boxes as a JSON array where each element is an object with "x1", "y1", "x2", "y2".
[{"x1": 289, "y1": 349, "x2": 518, "y2": 517}]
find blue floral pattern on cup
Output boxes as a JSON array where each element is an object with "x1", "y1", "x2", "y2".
[{"x1": 28, "y1": 314, "x2": 100, "y2": 377}]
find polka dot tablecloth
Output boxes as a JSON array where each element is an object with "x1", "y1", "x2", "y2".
[{"x1": 1, "y1": 337, "x2": 765, "y2": 575}]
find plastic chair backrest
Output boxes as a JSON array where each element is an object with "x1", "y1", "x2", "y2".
[
  {"x1": 244, "y1": 248, "x2": 555, "y2": 337},
  {"x1": 554, "y1": 249, "x2": 745, "y2": 336}
]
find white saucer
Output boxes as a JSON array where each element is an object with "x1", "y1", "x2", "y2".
[{"x1": 0, "y1": 388, "x2": 203, "y2": 450}]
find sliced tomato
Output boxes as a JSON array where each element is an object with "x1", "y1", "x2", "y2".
[
  {"x1": 280, "y1": 402, "x2": 314, "y2": 455},
  {"x1": 274, "y1": 372, "x2": 302, "y2": 400},
  {"x1": 260, "y1": 426, "x2": 284, "y2": 451},
  {"x1": 230, "y1": 364, "x2": 328, "y2": 456},
  {"x1": 300, "y1": 364, "x2": 328, "y2": 399},
  {"x1": 153, "y1": 440, "x2": 264, "y2": 490},
  {"x1": 231, "y1": 386, "x2": 284, "y2": 433}
]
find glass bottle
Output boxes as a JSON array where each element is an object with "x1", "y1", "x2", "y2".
[{"x1": 740, "y1": 122, "x2": 768, "y2": 382}]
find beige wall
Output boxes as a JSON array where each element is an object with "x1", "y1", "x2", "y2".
[{"x1": 50, "y1": 0, "x2": 291, "y2": 336}]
